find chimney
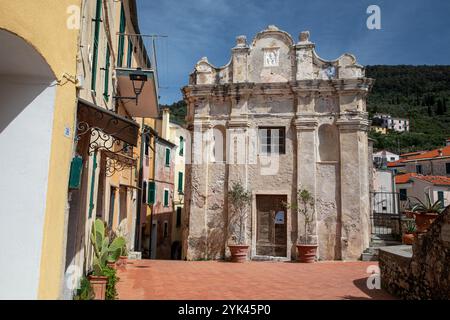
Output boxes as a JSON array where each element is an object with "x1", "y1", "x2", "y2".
[
  {"x1": 446, "y1": 138, "x2": 450, "y2": 146},
  {"x1": 438, "y1": 148, "x2": 443, "y2": 157},
  {"x1": 162, "y1": 107, "x2": 170, "y2": 140}
]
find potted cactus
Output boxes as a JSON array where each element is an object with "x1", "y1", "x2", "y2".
[
  {"x1": 285, "y1": 189, "x2": 318, "y2": 263},
  {"x1": 88, "y1": 219, "x2": 125, "y2": 300},
  {"x1": 402, "y1": 220, "x2": 416, "y2": 245},
  {"x1": 411, "y1": 193, "x2": 444, "y2": 233},
  {"x1": 113, "y1": 220, "x2": 130, "y2": 270},
  {"x1": 227, "y1": 181, "x2": 252, "y2": 263}
]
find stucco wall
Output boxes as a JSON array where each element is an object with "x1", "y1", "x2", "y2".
[{"x1": 0, "y1": 0, "x2": 80, "y2": 299}]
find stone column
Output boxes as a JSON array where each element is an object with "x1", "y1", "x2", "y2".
[
  {"x1": 226, "y1": 93, "x2": 251, "y2": 259},
  {"x1": 185, "y1": 96, "x2": 211, "y2": 260},
  {"x1": 337, "y1": 114, "x2": 370, "y2": 260},
  {"x1": 294, "y1": 114, "x2": 319, "y2": 248}
]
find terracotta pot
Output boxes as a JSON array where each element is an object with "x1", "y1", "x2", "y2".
[
  {"x1": 402, "y1": 233, "x2": 415, "y2": 245},
  {"x1": 414, "y1": 212, "x2": 439, "y2": 233},
  {"x1": 88, "y1": 275, "x2": 107, "y2": 300},
  {"x1": 228, "y1": 245, "x2": 249, "y2": 263},
  {"x1": 117, "y1": 256, "x2": 128, "y2": 270},
  {"x1": 296, "y1": 244, "x2": 318, "y2": 263}
]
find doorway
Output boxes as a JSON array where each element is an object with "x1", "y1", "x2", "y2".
[{"x1": 256, "y1": 195, "x2": 287, "y2": 257}]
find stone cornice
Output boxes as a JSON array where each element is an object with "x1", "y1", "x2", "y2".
[{"x1": 183, "y1": 77, "x2": 374, "y2": 100}]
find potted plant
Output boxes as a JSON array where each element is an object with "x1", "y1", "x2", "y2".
[
  {"x1": 73, "y1": 276, "x2": 94, "y2": 300},
  {"x1": 117, "y1": 243, "x2": 128, "y2": 270},
  {"x1": 227, "y1": 181, "x2": 252, "y2": 263},
  {"x1": 89, "y1": 219, "x2": 125, "y2": 300},
  {"x1": 402, "y1": 220, "x2": 416, "y2": 245},
  {"x1": 411, "y1": 193, "x2": 444, "y2": 233},
  {"x1": 285, "y1": 189, "x2": 318, "y2": 263}
]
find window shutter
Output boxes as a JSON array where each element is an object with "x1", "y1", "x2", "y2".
[
  {"x1": 117, "y1": 3, "x2": 126, "y2": 67},
  {"x1": 91, "y1": 0, "x2": 102, "y2": 92},
  {"x1": 148, "y1": 181, "x2": 155, "y2": 204},
  {"x1": 165, "y1": 148, "x2": 170, "y2": 166},
  {"x1": 68, "y1": 156, "x2": 83, "y2": 189},
  {"x1": 178, "y1": 172, "x2": 183, "y2": 193},
  {"x1": 127, "y1": 38, "x2": 133, "y2": 68},
  {"x1": 163, "y1": 189, "x2": 169, "y2": 207}
]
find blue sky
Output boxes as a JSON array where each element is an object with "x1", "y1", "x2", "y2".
[{"x1": 137, "y1": 0, "x2": 450, "y2": 104}]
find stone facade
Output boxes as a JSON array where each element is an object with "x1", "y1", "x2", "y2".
[
  {"x1": 379, "y1": 206, "x2": 450, "y2": 299},
  {"x1": 182, "y1": 26, "x2": 373, "y2": 261}
]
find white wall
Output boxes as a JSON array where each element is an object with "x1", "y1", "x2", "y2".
[{"x1": 0, "y1": 75, "x2": 56, "y2": 299}]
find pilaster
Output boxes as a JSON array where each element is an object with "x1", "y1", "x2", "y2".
[{"x1": 336, "y1": 116, "x2": 370, "y2": 260}]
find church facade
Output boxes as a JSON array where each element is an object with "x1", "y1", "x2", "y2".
[{"x1": 182, "y1": 26, "x2": 373, "y2": 261}]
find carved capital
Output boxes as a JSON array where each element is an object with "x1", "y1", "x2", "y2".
[{"x1": 294, "y1": 117, "x2": 318, "y2": 131}]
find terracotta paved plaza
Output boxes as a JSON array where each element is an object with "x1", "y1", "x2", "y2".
[{"x1": 116, "y1": 260, "x2": 394, "y2": 300}]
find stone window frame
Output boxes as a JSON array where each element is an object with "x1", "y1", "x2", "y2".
[{"x1": 258, "y1": 126, "x2": 286, "y2": 155}]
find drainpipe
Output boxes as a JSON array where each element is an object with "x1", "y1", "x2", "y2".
[
  {"x1": 134, "y1": 119, "x2": 145, "y2": 250},
  {"x1": 88, "y1": 151, "x2": 98, "y2": 219}
]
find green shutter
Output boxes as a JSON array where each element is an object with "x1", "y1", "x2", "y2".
[
  {"x1": 127, "y1": 38, "x2": 133, "y2": 68},
  {"x1": 179, "y1": 136, "x2": 184, "y2": 156},
  {"x1": 164, "y1": 189, "x2": 169, "y2": 207},
  {"x1": 178, "y1": 171, "x2": 183, "y2": 193},
  {"x1": 117, "y1": 3, "x2": 126, "y2": 67},
  {"x1": 68, "y1": 156, "x2": 83, "y2": 189},
  {"x1": 91, "y1": 0, "x2": 102, "y2": 92},
  {"x1": 103, "y1": 45, "x2": 110, "y2": 101},
  {"x1": 165, "y1": 148, "x2": 170, "y2": 167},
  {"x1": 147, "y1": 181, "x2": 155, "y2": 204}
]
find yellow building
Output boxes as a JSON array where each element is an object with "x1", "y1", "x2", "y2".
[
  {"x1": 0, "y1": 0, "x2": 158, "y2": 299},
  {"x1": 372, "y1": 126, "x2": 387, "y2": 134},
  {"x1": 0, "y1": 0, "x2": 81, "y2": 299}
]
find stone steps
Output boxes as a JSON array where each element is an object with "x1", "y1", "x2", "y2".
[{"x1": 361, "y1": 237, "x2": 402, "y2": 261}]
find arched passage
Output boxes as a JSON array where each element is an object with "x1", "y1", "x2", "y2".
[{"x1": 0, "y1": 29, "x2": 57, "y2": 299}]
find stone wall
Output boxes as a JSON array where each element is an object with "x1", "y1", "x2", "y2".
[{"x1": 379, "y1": 206, "x2": 450, "y2": 299}]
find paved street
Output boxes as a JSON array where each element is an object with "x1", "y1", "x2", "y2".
[{"x1": 116, "y1": 260, "x2": 394, "y2": 300}]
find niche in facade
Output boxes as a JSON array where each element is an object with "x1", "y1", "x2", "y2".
[
  {"x1": 209, "y1": 126, "x2": 226, "y2": 163},
  {"x1": 318, "y1": 124, "x2": 339, "y2": 162}
]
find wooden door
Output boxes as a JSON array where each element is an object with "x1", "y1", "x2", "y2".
[{"x1": 256, "y1": 195, "x2": 287, "y2": 257}]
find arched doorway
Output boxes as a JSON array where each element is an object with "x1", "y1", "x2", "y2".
[{"x1": 0, "y1": 30, "x2": 56, "y2": 299}]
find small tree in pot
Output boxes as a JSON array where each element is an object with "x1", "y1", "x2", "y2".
[
  {"x1": 227, "y1": 181, "x2": 252, "y2": 262},
  {"x1": 284, "y1": 189, "x2": 317, "y2": 263}
]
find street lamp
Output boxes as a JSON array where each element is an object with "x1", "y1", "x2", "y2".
[{"x1": 114, "y1": 67, "x2": 148, "y2": 105}]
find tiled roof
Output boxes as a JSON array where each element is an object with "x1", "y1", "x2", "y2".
[
  {"x1": 413, "y1": 175, "x2": 450, "y2": 186},
  {"x1": 395, "y1": 173, "x2": 450, "y2": 186},
  {"x1": 404, "y1": 145, "x2": 450, "y2": 161},
  {"x1": 395, "y1": 173, "x2": 417, "y2": 184},
  {"x1": 387, "y1": 159, "x2": 406, "y2": 167}
]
